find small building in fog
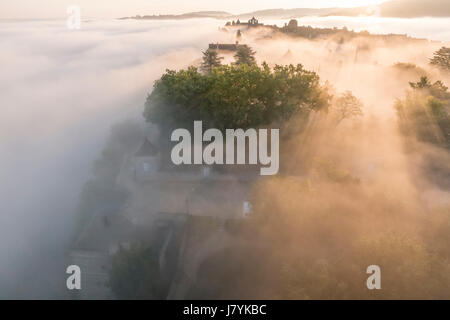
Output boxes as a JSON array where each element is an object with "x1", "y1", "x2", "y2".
[
  {"x1": 209, "y1": 42, "x2": 241, "y2": 51},
  {"x1": 132, "y1": 138, "x2": 161, "y2": 180}
]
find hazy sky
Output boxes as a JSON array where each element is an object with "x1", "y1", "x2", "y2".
[{"x1": 1, "y1": 0, "x2": 388, "y2": 19}]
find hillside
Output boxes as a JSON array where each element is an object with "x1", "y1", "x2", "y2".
[
  {"x1": 121, "y1": 11, "x2": 231, "y2": 20},
  {"x1": 121, "y1": 0, "x2": 450, "y2": 20}
]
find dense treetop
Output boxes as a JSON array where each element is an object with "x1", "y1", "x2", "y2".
[
  {"x1": 200, "y1": 49, "x2": 223, "y2": 74},
  {"x1": 396, "y1": 76, "x2": 450, "y2": 147},
  {"x1": 144, "y1": 63, "x2": 330, "y2": 131},
  {"x1": 430, "y1": 47, "x2": 450, "y2": 71},
  {"x1": 234, "y1": 45, "x2": 257, "y2": 66}
]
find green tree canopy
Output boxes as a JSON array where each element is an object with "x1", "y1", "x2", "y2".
[
  {"x1": 200, "y1": 49, "x2": 223, "y2": 74},
  {"x1": 144, "y1": 63, "x2": 330, "y2": 132},
  {"x1": 430, "y1": 47, "x2": 450, "y2": 71},
  {"x1": 234, "y1": 45, "x2": 256, "y2": 66}
]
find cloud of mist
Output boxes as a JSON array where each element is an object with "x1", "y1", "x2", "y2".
[
  {"x1": 1, "y1": 15, "x2": 449, "y2": 299},
  {"x1": 185, "y1": 20, "x2": 450, "y2": 299},
  {"x1": 232, "y1": 17, "x2": 450, "y2": 206},
  {"x1": 0, "y1": 18, "x2": 224, "y2": 298},
  {"x1": 270, "y1": 16, "x2": 450, "y2": 42}
]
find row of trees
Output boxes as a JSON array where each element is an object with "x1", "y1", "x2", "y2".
[
  {"x1": 200, "y1": 45, "x2": 256, "y2": 73},
  {"x1": 201, "y1": 45, "x2": 450, "y2": 74},
  {"x1": 144, "y1": 63, "x2": 330, "y2": 132}
]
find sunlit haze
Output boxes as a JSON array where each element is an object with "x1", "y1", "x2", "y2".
[
  {"x1": 0, "y1": 0, "x2": 388, "y2": 19},
  {"x1": 1, "y1": 0, "x2": 450, "y2": 304}
]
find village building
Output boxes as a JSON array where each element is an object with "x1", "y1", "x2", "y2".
[
  {"x1": 248, "y1": 16, "x2": 259, "y2": 26},
  {"x1": 131, "y1": 138, "x2": 161, "y2": 181},
  {"x1": 226, "y1": 16, "x2": 263, "y2": 28},
  {"x1": 208, "y1": 42, "x2": 242, "y2": 51}
]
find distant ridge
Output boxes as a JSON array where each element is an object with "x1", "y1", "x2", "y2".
[
  {"x1": 121, "y1": 0, "x2": 450, "y2": 20},
  {"x1": 120, "y1": 11, "x2": 231, "y2": 20},
  {"x1": 234, "y1": 8, "x2": 341, "y2": 19}
]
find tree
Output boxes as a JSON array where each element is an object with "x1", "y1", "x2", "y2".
[
  {"x1": 409, "y1": 76, "x2": 432, "y2": 89},
  {"x1": 333, "y1": 91, "x2": 363, "y2": 125},
  {"x1": 409, "y1": 76, "x2": 450, "y2": 99},
  {"x1": 144, "y1": 63, "x2": 330, "y2": 132},
  {"x1": 397, "y1": 76, "x2": 450, "y2": 147},
  {"x1": 200, "y1": 49, "x2": 223, "y2": 74},
  {"x1": 287, "y1": 19, "x2": 298, "y2": 30},
  {"x1": 430, "y1": 47, "x2": 450, "y2": 71},
  {"x1": 109, "y1": 244, "x2": 164, "y2": 299},
  {"x1": 234, "y1": 45, "x2": 256, "y2": 66},
  {"x1": 236, "y1": 29, "x2": 242, "y2": 40}
]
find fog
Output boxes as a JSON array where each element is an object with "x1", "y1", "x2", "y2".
[
  {"x1": 191, "y1": 18, "x2": 450, "y2": 299},
  {"x1": 265, "y1": 16, "x2": 450, "y2": 41},
  {"x1": 0, "y1": 18, "x2": 224, "y2": 298},
  {"x1": 0, "y1": 16, "x2": 449, "y2": 299}
]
